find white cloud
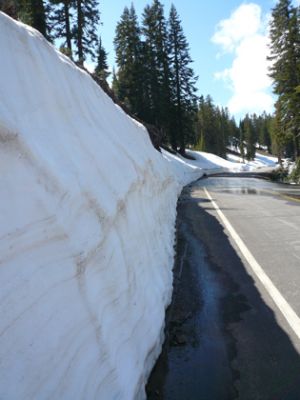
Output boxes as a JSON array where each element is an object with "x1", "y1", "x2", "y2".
[
  {"x1": 212, "y1": 3, "x2": 262, "y2": 52},
  {"x1": 212, "y1": 3, "x2": 274, "y2": 117}
]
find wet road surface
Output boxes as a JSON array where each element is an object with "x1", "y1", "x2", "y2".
[{"x1": 147, "y1": 177, "x2": 300, "y2": 400}]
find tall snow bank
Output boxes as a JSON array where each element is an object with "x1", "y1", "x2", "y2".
[
  {"x1": 161, "y1": 149, "x2": 203, "y2": 186},
  {"x1": 0, "y1": 13, "x2": 187, "y2": 399}
]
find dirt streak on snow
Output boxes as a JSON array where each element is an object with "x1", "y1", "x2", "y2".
[{"x1": 0, "y1": 12, "x2": 201, "y2": 400}]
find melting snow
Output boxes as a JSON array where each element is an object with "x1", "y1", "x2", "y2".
[{"x1": 0, "y1": 12, "x2": 199, "y2": 400}]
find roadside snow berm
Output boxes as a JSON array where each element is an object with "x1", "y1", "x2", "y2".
[{"x1": 0, "y1": 12, "x2": 187, "y2": 399}]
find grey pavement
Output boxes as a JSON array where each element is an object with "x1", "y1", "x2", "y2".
[
  {"x1": 197, "y1": 177, "x2": 300, "y2": 326},
  {"x1": 147, "y1": 177, "x2": 300, "y2": 400}
]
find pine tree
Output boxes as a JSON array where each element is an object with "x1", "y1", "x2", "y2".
[
  {"x1": 114, "y1": 5, "x2": 147, "y2": 118},
  {"x1": 219, "y1": 107, "x2": 230, "y2": 158},
  {"x1": 111, "y1": 67, "x2": 119, "y2": 96},
  {"x1": 239, "y1": 121, "x2": 245, "y2": 163},
  {"x1": 168, "y1": 4, "x2": 198, "y2": 153},
  {"x1": 142, "y1": 0, "x2": 172, "y2": 131},
  {"x1": 73, "y1": 0, "x2": 100, "y2": 65},
  {"x1": 194, "y1": 96, "x2": 206, "y2": 151},
  {"x1": 271, "y1": 100, "x2": 289, "y2": 164},
  {"x1": 228, "y1": 116, "x2": 240, "y2": 147},
  {"x1": 195, "y1": 96, "x2": 234, "y2": 157},
  {"x1": 113, "y1": 1, "x2": 198, "y2": 151},
  {"x1": 17, "y1": 0, "x2": 49, "y2": 38},
  {"x1": 195, "y1": 96, "x2": 217, "y2": 155},
  {"x1": 256, "y1": 112, "x2": 272, "y2": 152},
  {"x1": 95, "y1": 37, "x2": 110, "y2": 81},
  {"x1": 49, "y1": 0, "x2": 73, "y2": 57},
  {"x1": 242, "y1": 114, "x2": 256, "y2": 161},
  {"x1": 0, "y1": 0, "x2": 17, "y2": 18},
  {"x1": 268, "y1": 0, "x2": 300, "y2": 158}
]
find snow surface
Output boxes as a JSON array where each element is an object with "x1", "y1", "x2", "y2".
[
  {"x1": 226, "y1": 144, "x2": 278, "y2": 171},
  {"x1": 160, "y1": 149, "x2": 203, "y2": 186},
  {"x1": 162, "y1": 149, "x2": 278, "y2": 175},
  {"x1": 0, "y1": 12, "x2": 279, "y2": 400},
  {"x1": 0, "y1": 13, "x2": 202, "y2": 400},
  {"x1": 226, "y1": 152, "x2": 278, "y2": 170}
]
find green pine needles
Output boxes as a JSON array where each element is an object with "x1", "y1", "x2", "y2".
[
  {"x1": 268, "y1": 0, "x2": 300, "y2": 161},
  {"x1": 113, "y1": 1, "x2": 198, "y2": 154}
]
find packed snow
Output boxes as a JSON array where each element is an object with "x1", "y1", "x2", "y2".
[
  {"x1": 0, "y1": 13, "x2": 202, "y2": 400},
  {"x1": 0, "y1": 12, "x2": 279, "y2": 400}
]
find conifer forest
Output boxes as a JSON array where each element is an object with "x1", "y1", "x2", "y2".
[{"x1": 1, "y1": 0, "x2": 300, "y2": 162}]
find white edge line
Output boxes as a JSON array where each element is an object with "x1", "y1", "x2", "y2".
[{"x1": 204, "y1": 186, "x2": 300, "y2": 340}]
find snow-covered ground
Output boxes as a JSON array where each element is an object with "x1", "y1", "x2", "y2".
[
  {"x1": 226, "y1": 144, "x2": 278, "y2": 171},
  {"x1": 163, "y1": 149, "x2": 278, "y2": 176},
  {"x1": 0, "y1": 12, "x2": 280, "y2": 400},
  {"x1": 226, "y1": 152, "x2": 278, "y2": 171}
]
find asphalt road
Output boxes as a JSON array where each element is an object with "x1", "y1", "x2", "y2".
[{"x1": 147, "y1": 177, "x2": 300, "y2": 400}]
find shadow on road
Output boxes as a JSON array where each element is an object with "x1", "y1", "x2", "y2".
[{"x1": 146, "y1": 184, "x2": 300, "y2": 400}]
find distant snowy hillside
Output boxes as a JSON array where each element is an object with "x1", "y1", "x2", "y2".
[
  {"x1": 163, "y1": 149, "x2": 278, "y2": 176},
  {"x1": 0, "y1": 13, "x2": 200, "y2": 400}
]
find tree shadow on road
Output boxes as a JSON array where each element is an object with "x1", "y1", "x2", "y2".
[{"x1": 146, "y1": 185, "x2": 300, "y2": 400}]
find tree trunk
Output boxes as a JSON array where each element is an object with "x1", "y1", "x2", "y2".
[
  {"x1": 174, "y1": 43, "x2": 184, "y2": 154},
  {"x1": 32, "y1": 0, "x2": 47, "y2": 37},
  {"x1": 76, "y1": 0, "x2": 83, "y2": 65},
  {"x1": 64, "y1": 0, "x2": 72, "y2": 55},
  {"x1": 294, "y1": 135, "x2": 300, "y2": 159}
]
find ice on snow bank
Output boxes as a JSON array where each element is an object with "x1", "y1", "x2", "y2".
[{"x1": 0, "y1": 13, "x2": 197, "y2": 400}]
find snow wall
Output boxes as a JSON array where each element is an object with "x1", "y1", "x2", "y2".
[{"x1": 0, "y1": 13, "x2": 187, "y2": 399}]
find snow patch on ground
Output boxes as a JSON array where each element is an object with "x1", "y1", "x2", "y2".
[
  {"x1": 187, "y1": 150, "x2": 245, "y2": 172},
  {"x1": 162, "y1": 147, "x2": 279, "y2": 187},
  {"x1": 164, "y1": 149, "x2": 278, "y2": 176},
  {"x1": 226, "y1": 152, "x2": 278, "y2": 171}
]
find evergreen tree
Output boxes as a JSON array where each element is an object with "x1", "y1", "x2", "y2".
[
  {"x1": 218, "y1": 107, "x2": 230, "y2": 157},
  {"x1": 49, "y1": 0, "x2": 73, "y2": 57},
  {"x1": 95, "y1": 37, "x2": 110, "y2": 81},
  {"x1": 194, "y1": 95, "x2": 206, "y2": 151},
  {"x1": 114, "y1": 5, "x2": 148, "y2": 118},
  {"x1": 271, "y1": 100, "x2": 289, "y2": 164},
  {"x1": 195, "y1": 95, "x2": 230, "y2": 157},
  {"x1": 111, "y1": 67, "x2": 119, "y2": 96},
  {"x1": 268, "y1": 0, "x2": 300, "y2": 158},
  {"x1": 256, "y1": 112, "x2": 272, "y2": 152},
  {"x1": 0, "y1": 0, "x2": 17, "y2": 18},
  {"x1": 73, "y1": 0, "x2": 100, "y2": 65},
  {"x1": 239, "y1": 121, "x2": 245, "y2": 162},
  {"x1": 228, "y1": 116, "x2": 240, "y2": 145},
  {"x1": 142, "y1": 0, "x2": 172, "y2": 131},
  {"x1": 113, "y1": 1, "x2": 198, "y2": 151},
  {"x1": 168, "y1": 4, "x2": 197, "y2": 153},
  {"x1": 241, "y1": 114, "x2": 256, "y2": 160},
  {"x1": 17, "y1": 0, "x2": 49, "y2": 38}
]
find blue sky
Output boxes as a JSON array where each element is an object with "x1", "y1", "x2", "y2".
[{"x1": 96, "y1": 0, "x2": 281, "y2": 120}]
